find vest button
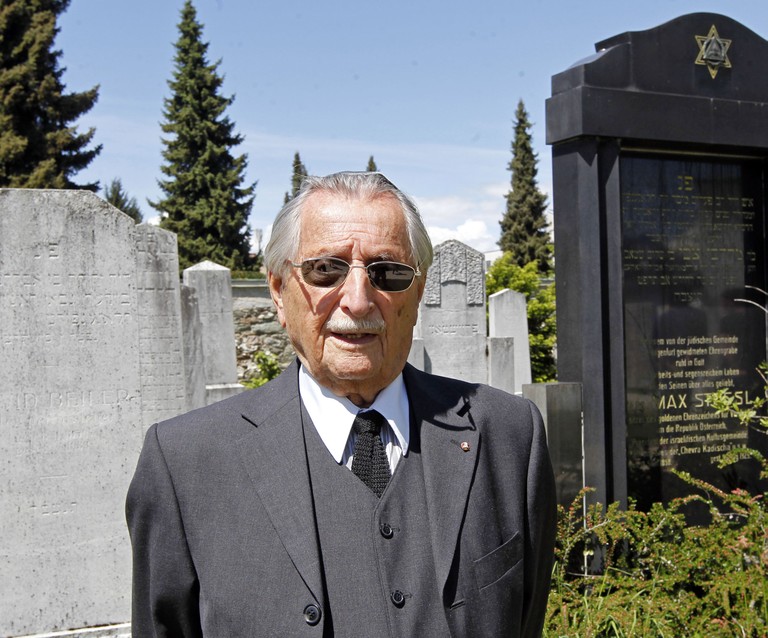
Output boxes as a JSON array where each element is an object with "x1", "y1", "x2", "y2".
[
  {"x1": 380, "y1": 522, "x2": 394, "y2": 538},
  {"x1": 303, "y1": 604, "x2": 322, "y2": 626},
  {"x1": 390, "y1": 590, "x2": 406, "y2": 607}
]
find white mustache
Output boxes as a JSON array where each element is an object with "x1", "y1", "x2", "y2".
[{"x1": 325, "y1": 316, "x2": 386, "y2": 334}]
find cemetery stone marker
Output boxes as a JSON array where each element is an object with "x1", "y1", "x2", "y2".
[{"x1": 547, "y1": 13, "x2": 768, "y2": 506}]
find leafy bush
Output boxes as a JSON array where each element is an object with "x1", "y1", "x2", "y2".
[
  {"x1": 545, "y1": 291, "x2": 768, "y2": 635},
  {"x1": 545, "y1": 467, "x2": 767, "y2": 636},
  {"x1": 242, "y1": 351, "x2": 281, "y2": 388}
]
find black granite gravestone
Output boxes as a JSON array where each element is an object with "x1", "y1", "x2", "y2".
[{"x1": 547, "y1": 13, "x2": 768, "y2": 508}]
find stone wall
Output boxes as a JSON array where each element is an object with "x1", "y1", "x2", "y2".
[{"x1": 232, "y1": 285, "x2": 295, "y2": 383}]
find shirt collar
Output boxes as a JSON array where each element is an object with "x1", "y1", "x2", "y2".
[{"x1": 298, "y1": 364, "x2": 410, "y2": 463}]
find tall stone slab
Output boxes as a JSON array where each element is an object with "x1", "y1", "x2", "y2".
[
  {"x1": 414, "y1": 240, "x2": 487, "y2": 383},
  {"x1": 0, "y1": 190, "x2": 142, "y2": 635},
  {"x1": 180, "y1": 284, "x2": 207, "y2": 411},
  {"x1": 489, "y1": 288, "x2": 532, "y2": 394},
  {"x1": 523, "y1": 383, "x2": 584, "y2": 508},
  {"x1": 488, "y1": 336, "x2": 516, "y2": 395},
  {"x1": 547, "y1": 13, "x2": 768, "y2": 508},
  {"x1": 182, "y1": 261, "x2": 243, "y2": 404},
  {"x1": 134, "y1": 225, "x2": 187, "y2": 431}
]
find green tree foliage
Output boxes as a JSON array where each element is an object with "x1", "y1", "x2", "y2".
[
  {"x1": 151, "y1": 0, "x2": 256, "y2": 272},
  {"x1": 486, "y1": 254, "x2": 556, "y2": 382},
  {"x1": 546, "y1": 470, "x2": 767, "y2": 636},
  {"x1": 499, "y1": 99, "x2": 551, "y2": 274},
  {"x1": 242, "y1": 351, "x2": 282, "y2": 388},
  {"x1": 546, "y1": 368, "x2": 768, "y2": 636},
  {"x1": 103, "y1": 178, "x2": 142, "y2": 223},
  {"x1": 366, "y1": 155, "x2": 378, "y2": 172},
  {"x1": 283, "y1": 151, "x2": 307, "y2": 203},
  {"x1": 0, "y1": 0, "x2": 100, "y2": 189}
]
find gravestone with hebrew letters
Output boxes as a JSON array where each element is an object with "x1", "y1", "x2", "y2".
[
  {"x1": 0, "y1": 189, "x2": 192, "y2": 636},
  {"x1": 548, "y1": 12, "x2": 768, "y2": 509},
  {"x1": 135, "y1": 224, "x2": 188, "y2": 430}
]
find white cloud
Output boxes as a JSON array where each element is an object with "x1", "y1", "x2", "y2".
[
  {"x1": 428, "y1": 219, "x2": 497, "y2": 253},
  {"x1": 416, "y1": 183, "x2": 505, "y2": 253}
]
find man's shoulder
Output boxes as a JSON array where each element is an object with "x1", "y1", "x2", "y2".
[{"x1": 403, "y1": 363, "x2": 530, "y2": 407}]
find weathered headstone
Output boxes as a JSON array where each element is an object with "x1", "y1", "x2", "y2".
[
  {"x1": 0, "y1": 190, "x2": 142, "y2": 635},
  {"x1": 180, "y1": 284, "x2": 207, "y2": 411},
  {"x1": 409, "y1": 240, "x2": 531, "y2": 393},
  {"x1": 489, "y1": 288, "x2": 532, "y2": 394},
  {"x1": 488, "y1": 336, "x2": 516, "y2": 395},
  {"x1": 547, "y1": 13, "x2": 768, "y2": 507},
  {"x1": 416, "y1": 240, "x2": 488, "y2": 383},
  {"x1": 134, "y1": 224, "x2": 187, "y2": 431},
  {"x1": 0, "y1": 189, "x2": 215, "y2": 636},
  {"x1": 182, "y1": 261, "x2": 243, "y2": 404}
]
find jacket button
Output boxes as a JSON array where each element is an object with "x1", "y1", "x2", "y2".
[
  {"x1": 390, "y1": 590, "x2": 405, "y2": 607},
  {"x1": 303, "y1": 604, "x2": 321, "y2": 626},
  {"x1": 380, "y1": 522, "x2": 394, "y2": 538}
]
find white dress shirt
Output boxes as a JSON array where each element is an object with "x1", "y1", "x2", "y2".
[{"x1": 298, "y1": 364, "x2": 410, "y2": 473}]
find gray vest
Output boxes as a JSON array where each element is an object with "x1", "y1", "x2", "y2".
[{"x1": 302, "y1": 410, "x2": 451, "y2": 637}]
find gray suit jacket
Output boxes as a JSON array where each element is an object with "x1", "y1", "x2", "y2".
[{"x1": 126, "y1": 361, "x2": 556, "y2": 637}]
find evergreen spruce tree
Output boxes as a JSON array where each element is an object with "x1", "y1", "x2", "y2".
[
  {"x1": 366, "y1": 156, "x2": 378, "y2": 172},
  {"x1": 499, "y1": 99, "x2": 551, "y2": 274},
  {"x1": 0, "y1": 0, "x2": 100, "y2": 188},
  {"x1": 103, "y1": 178, "x2": 142, "y2": 223},
  {"x1": 151, "y1": 0, "x2": 256, "y2": 272},
  {"x1": 283, "y1": 151, "x2": 307, "y2": 203}
]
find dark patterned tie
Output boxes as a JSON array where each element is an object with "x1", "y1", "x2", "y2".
[{"x1": 351, "y1": 410, "x2": 391, "y2": 497}]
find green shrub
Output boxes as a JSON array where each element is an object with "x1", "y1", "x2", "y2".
[
  {"x1": 545, "y1": 293, "x2": 768, "y2": 635},
  {"x1": 242, "y1": 351, "x2": 281, "y2": 389},
  {"x1": 545, "y1": 466, "x2": 767, "y2": 636}
]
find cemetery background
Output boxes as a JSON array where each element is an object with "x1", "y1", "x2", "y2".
[
  {"x1": 3, "y1": 4, "x2": 768, "y2": 637},
  {"x1": 0, "y1": 188, "x2": 537, "y2": 636}
]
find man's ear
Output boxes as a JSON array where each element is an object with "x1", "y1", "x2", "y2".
[{"x1": 268, "y1": 271, "x2": 287, "y2": 327}]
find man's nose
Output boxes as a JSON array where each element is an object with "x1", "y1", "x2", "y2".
[{"x1": 339, "y1": 265, "x2": 375, "y2": 316}]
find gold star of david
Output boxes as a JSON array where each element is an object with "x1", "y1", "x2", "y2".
[{"x1": 695, "y1": 25, "x2": 732, "y2": 79}]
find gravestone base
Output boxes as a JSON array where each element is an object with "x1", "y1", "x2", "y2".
[
  {"x1": 18, "y1": 623, "x2": 132, "y2": 638},
  {"x1": 206, "y1": 382, "x2": 245, "y2": 405}
]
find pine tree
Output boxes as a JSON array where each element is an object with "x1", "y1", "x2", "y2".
[
  {"x1": 151, "y1": 0, "x2": 256, "y2": 272},
  {"x1": 366, "y1": 156, "x2": 378, "y2": 172},
  {"x1": 0, "y1": 0, "x2": 100, "y2": 189},
  {"x1": 499, "y1": 99, "x2": 551, "y2": 274},
  {"x1": 283, "y1": 151, "x2": 307, "y2": 203},
  {"x1": 103, "y1": 178, "x2": 142, "y2": 223}
]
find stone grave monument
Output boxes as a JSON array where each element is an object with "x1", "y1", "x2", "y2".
[
  {"x1": 547, "y1": 13, "x2": 768, "y2": 508},
  {"x1": 183, "y1": 261, "x2": 242, "y2": 404},
  {"x1": 408, "y1": 239, "x2": 531, "y2": 394},
  {"x1": 0, "y1": 189, "x2": 241, "y2": 636}
]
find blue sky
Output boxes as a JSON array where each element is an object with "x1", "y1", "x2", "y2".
[{"x1": 58, "y1": 1, "x2": 768, "y2": 254}]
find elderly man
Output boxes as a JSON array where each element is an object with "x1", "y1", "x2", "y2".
[{"x1": 127, "y1": 171, "x2": 557, "y2": 637}]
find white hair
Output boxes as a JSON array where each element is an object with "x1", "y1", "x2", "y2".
[{"x1": 264, "y1": 171, "x2": 433, "y2": 279}]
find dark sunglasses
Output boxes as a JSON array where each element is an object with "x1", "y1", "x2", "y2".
[{"x1": 291, "y1": 257, "x2": 421, "y2": 292}]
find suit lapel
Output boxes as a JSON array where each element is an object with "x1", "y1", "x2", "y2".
[
  {"x1": 232, "y1": 362, "x2": 479, "y2": 604},
  {"x1": 235, "y1": 363, "x2": 325, "y2": 603},
  {"x1": 403, "y1": 365, "x2": 480, "y2": 594}
]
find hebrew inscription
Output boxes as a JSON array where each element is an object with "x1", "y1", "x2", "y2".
[{"x1": 621, "y1": 155, "x2": 766, "y2": 506}]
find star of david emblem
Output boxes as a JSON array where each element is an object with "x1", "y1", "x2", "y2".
[{"x1": 695, "y1": 25, "x2": 732, "y2": 79}]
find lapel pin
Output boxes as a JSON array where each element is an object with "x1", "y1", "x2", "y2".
[{"x1": 460, "y1": 441, "x2": 471, "y2": 452}]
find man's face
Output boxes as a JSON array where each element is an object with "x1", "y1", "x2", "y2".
[{"x1": 269, "y1": 191, "x2": 425, "y2": 406}]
